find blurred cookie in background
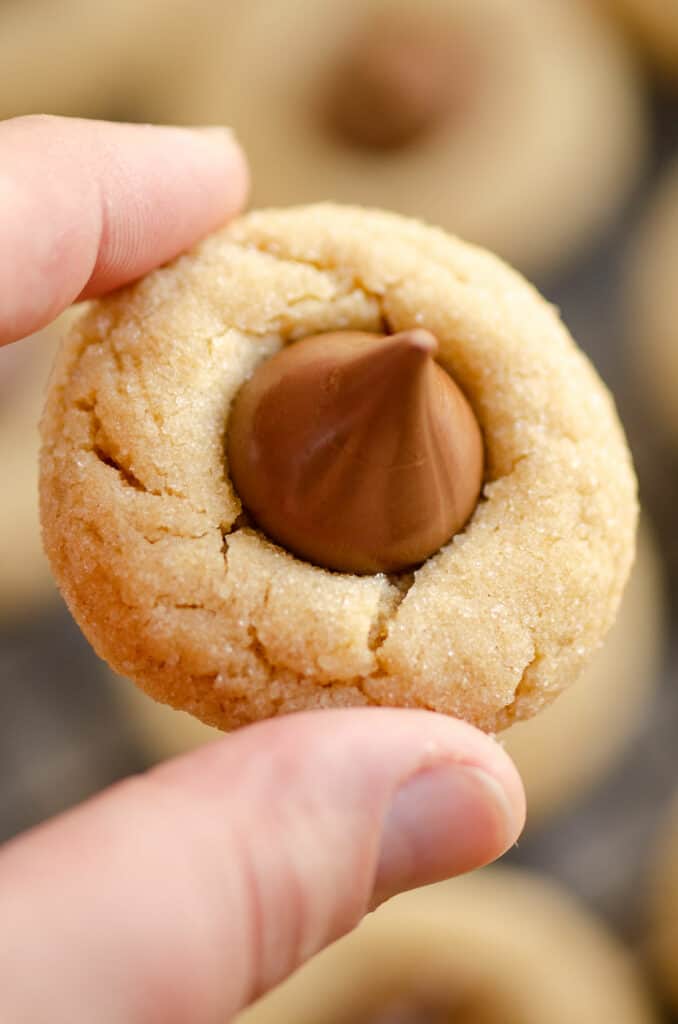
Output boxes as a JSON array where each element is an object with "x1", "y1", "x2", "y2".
[
  {"x1": 235, "y1": 868, "x2": 658, "y2": 1024},
  {"x1": 627, "y1": 159, "x2": 678, "y2": 450},
  {"x1": 504, "y1": 521, "x2": 665, "y2": 826},
  {"x1": 647, "y1": 794, "x2": 678, "y2": 1014},
  {"x1": 0, "y1": 316, "x2": 73, "y2": 620},
  {"x1": 175, "y1": 0, "x2": 647, "y2": 279},
  {"x1": 0, "y1": 0, "x2": 218, "y2": 123},
  {"x1": 600, "y1": 0, "x2": 678, "y2": 87}
]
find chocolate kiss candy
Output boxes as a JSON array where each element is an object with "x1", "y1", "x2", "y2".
[
  {"x1": 325, "y1": 13, "x2": 471, "y2": 150},
  {"x1": 227, "y1": 329, "x2": 484, "y2": 574}
]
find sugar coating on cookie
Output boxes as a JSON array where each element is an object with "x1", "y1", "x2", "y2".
[
  {"x1": 114, "y1": 519, "x2": 662, "y2": 820},
  {"x1": 40, "y1": 204, "x2": 637, "y2": 732}
]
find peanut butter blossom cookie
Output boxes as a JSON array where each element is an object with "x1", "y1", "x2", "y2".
[
  {"x1": 40, "y1": 205, "x2": 637, "y2": 732},
  {"x1": 175, "y1": 0, "x2": 646, "y2": 275}
]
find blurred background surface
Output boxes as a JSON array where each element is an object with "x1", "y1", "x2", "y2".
[{"x1": 1, "y1": 0, "x2": 678, "y2": 1019}]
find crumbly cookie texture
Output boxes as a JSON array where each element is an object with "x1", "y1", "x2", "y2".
[
  {"x1": 114, "y1": 519, "x2": 661, "y2": 823},
  {"x1": 40, "y1": 204, "x2": 637, "y2": 732}
]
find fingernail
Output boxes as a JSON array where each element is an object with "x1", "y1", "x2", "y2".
[{"x1": 373, "y1": 764, "x2": 518, "y2": 906}]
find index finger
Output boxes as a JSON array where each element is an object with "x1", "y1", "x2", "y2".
[{"x1": 0, "y1": 115, "x2": 248, "y2": 345}]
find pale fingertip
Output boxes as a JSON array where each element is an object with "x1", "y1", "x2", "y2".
[
  {"x1": 373, "y1": 761, "x2": 524, "y2": 907},
  {"x1": 0, "y1": 116, "x2": 251, "y2": 342},
  {"x1": 175, "y1": 123, "x2": 250, "y2": 213}
]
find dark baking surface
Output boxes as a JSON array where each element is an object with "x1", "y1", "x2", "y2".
[
  {"x1": 0, "y1": 82, "x2": 677, "y2": 1018},
  {"x1": 0, "y1": 606, "x2": 147, "y2": 843}
]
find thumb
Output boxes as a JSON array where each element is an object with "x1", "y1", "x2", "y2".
[{"x1": 0, "y1": 707, "x2": 524, "y2": 1024}]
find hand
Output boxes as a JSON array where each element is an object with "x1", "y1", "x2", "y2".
[{"x1": 0, "y1": 116, "x2": 525, "y2": 1024}]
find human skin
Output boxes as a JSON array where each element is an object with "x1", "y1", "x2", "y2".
[{"x1": 0, "y1": 115, "x2": 525, "y2": 1024}]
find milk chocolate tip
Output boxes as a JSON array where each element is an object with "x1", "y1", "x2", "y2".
[
  {"x1": 390, "y1": 328, "x2": 439, "y2": 357},
  {"x1": 350, "y1": 329, "x2": 438, "y2": 389}
]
